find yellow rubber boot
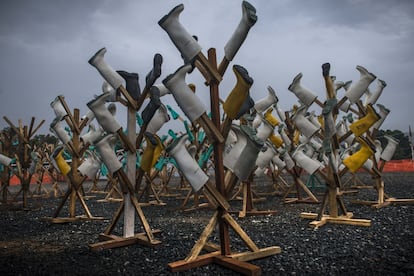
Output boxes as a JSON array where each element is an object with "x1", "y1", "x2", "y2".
[
  {"x1": 140, "y1": 132, "x2": 163, "y2": 173},
  {"x1": 349, "y1": 104, "x2": 380, "y2": 136},
  {"x1": 343, "y1": 138, "x2": 374, "y2": 173},
  {"x1": 269, "y1": 133, "x2": 284, "y2": 148},
  {"x1": 223, "y1": 65, "x2": 253, "y2": 119},
  {"x1": 54, "y1": 148, "x2": 71, "y2": 176},
  {"x1": 264, "y1": 108, "x2": 280, "y2": 127}
]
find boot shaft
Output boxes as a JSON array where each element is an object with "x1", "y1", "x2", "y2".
[
  {"x1": 288, "y1": 73, "x2": 317, "y2": 107},
  {"x1": 344, "y1": 65, "x2": 376, "y2": 104},
  {"x1": 0, "y1": 153, "x2": 12, "y2": 166},
  {"x1": 381, "y1": 135, "x2": 399, "y2": 161},
  {"x1": 163, "y1": 64, "x2": 206, "y2": 122},
  {"x1": 158, "y1": 4, "x2": 202, "y2": 62},
  {"x1": 88, "y1": 47, "x2": 124, "y2": 90},
  {"x1": 80, "y1": 123, "x2": 104, "y2": 146},
  {"x1": 50, "y1": 117, "x2": 71, "y2": 144},
  {"x1": 166, "y1": 134, "x2": 208, "y2": 192},
  {"x1": 254, "y1": 86, "x2": 278, "y2": 114},
  {"x1": 50, "y1": 96, "x2": 68, "y2": 120},
  {"x1": 292, "y1": 144, "x2": 323, "y2": 175},
  {"x1": 141, "y1": 132, "x2": 163, "y2": 173},
  {"x1": 342, "y1": 139, "x2": 374, "y2": 173},
  {"x1": 52, "y1": 147, "x2": 71, "y2": 176},
  {"x1": 365, "y1": 79, "x2": 386, "y2": 106},
  {"x1": 95, "y1": 134, "x2": 122, "y2": 175},
  {"x1": 224, "y1": 1, "x2": 257, "y2": 61},
  {"x1": 147, "y1": 104, "x2": 170, "y2": 134},
  {"x1": 223, "y1": 125, "x2": 263, "y2": 181},
  {"x1": 78, "y1": 151, "x2": 101, "y2": 179},
  {"x1": 292, "y1": 105, "x2": 320, "y2": 138},
  {"x1": 223, "y1": 65, "x2": 252, "y2": 119},
  {"x1": 87, "y1": 93, "x2": 121, "y2": 133},
  {"x1": 349, "y1": 104, "x2": 380, "y2": 136}
]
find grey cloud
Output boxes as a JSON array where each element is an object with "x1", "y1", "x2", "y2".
[
  {"x1": 0, "y1": 0, "x2": 413, "y2": 133},
  {"x1": 0, "y1": 1, "x2": 100, "y2": 42}
]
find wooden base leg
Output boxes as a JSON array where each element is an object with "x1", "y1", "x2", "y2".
[{"x1": 168, "y1": 209, "x2": 281, "y2": 275}]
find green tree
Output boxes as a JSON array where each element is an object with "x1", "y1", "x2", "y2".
[{"x1": 32, "y1": 134, "x2": 59, "y2": 147}]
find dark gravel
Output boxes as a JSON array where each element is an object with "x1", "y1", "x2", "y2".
[{"x1": 0, "y1": 172, "x2": 413, "y2": 275}]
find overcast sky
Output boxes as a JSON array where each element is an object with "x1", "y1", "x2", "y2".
[{"x1": 1, "y1": 0, "x2": 413, "y2": 137}]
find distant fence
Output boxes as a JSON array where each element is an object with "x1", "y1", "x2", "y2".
[
  {"x1": 382, "y1": 159, "x2": 414, "y2": 172},
  {"x1": 7, "y1": 174, "x2": 65, "y2": 186}
]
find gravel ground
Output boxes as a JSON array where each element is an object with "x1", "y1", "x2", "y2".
[{"x1": 0, "y1": 172, "x2": 413, "y2": 275}]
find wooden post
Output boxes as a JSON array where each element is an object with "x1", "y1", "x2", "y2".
[
  {"x1": 123, "y1": 105, "x2": 136, "y2": 237},
  {"x1": 69, "y1": 109, "x2": 81, "y2": 218},
  {"x1": 207, "y1": 48, "x2": 231, "y2": 255}
]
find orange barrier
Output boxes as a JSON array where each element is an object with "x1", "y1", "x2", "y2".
[
  {"x1": 382, "y1": 159, "x2": 414, "y2": 172},
  {"x1": 7, "y1": 174, "x2": 55, "y2": 186}
]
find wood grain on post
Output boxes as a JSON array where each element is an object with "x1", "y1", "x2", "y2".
[{"x1": 207, "y1": 48, "x2": 231, "y2": 256}]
